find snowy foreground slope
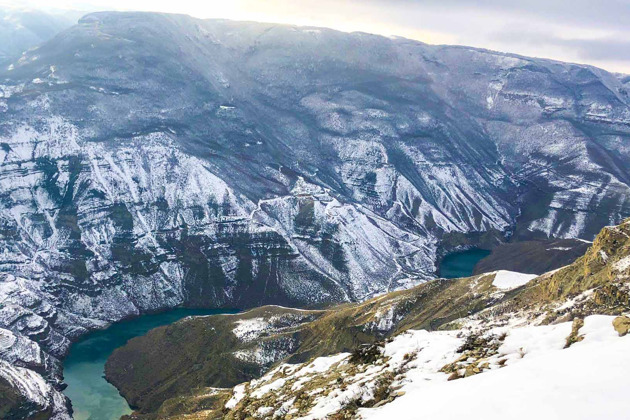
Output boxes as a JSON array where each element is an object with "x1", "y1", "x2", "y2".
[
  {"x1": 1, "y1": 10, "x2": 630, "y2": 417},
  {"x1": 223, "y1": 316, "x2": 629, "y2": 420},
  {"x1": 105, "y1": 219, "x2": 630, "y2": 419},
  {"x1": 363, "y1": 317, "x2": 629, "y2": 420}
]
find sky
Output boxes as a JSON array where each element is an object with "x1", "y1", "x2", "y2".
[{"x1": 4, "y1": 0, "x2": 630, "y2": 74}]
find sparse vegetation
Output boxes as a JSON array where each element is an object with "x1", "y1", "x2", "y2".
[
  {"x1": 441, "y1": 332, "x2": 506, "y2": 380},
  {"x1": 349, "y1": 342, "x2": 384, "y2": 364}
]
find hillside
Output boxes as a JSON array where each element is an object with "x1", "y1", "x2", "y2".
[
  {"x1": 105, "y1": 219, "x2": 630, "y2": 419},
  {"x1": 472, "y1": 238, "x2": 591, "y2": 275},
  {"x1": 0, "y1": 11, "x2": 630, "y2": 418}
]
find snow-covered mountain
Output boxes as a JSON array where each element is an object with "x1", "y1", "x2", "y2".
[{"x1": 0, "y1": 11, "x2": 630, "y2": 418}]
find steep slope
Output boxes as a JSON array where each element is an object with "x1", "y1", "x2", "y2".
[
  {"x1": 0, "y1": 11, "x2": 630, "y2": 418},
  {"x1": 472, "y1": 238, "x2": 591, "y2": 275},
  {"x1": 106, "y1": 219, "x2": 630, "y2": 419}
]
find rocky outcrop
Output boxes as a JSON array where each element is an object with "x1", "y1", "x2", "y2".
[{"x1": 613, "y1": 316, "x2": 630, "y2": 336}]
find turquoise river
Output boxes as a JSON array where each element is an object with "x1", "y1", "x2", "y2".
[{"x1": 63, "y1": 308, "x2": 237, "y2": 420}]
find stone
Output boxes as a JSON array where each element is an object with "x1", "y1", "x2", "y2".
[{"x1": 613, "y1": 316, "x2": 630, "y2": 337}]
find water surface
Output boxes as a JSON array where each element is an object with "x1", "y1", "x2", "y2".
[
  {"x1": 439, "y1": 248, "x2": 491, "y2": 279},
  {"x1": 63, "y1": 308, "x2": 237, "y2": 420}
]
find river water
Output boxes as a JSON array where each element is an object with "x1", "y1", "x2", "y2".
[
  {"x1": 439, "y1": 248, "x2": 490, "y2": 279},
  {"x1": 63, "y1": 308, "x2": 237, "y2": 420}
]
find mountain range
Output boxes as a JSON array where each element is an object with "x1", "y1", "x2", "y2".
[
  {"x1": 0, "y1": 8, "x2": 81, "y2": 64},
  {"x1": 0, "y1": 10, "x2": 629, "y2": 419}
]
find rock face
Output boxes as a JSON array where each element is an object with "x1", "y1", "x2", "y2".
[
  {"x1": 613, "y1": 316, "x2": 630, "y2": 336},
  {"x1": 0, "y1": 11, "x2": 630, "y2": 417}
]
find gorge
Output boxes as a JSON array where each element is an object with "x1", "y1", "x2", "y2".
[{"x1": 0, "y1": 10, "x2": 629, "y2": 419}]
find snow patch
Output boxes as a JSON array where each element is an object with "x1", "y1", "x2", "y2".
[
  {"x1": 232, "y1": 318, "x2": 270, "y2": 342},
  {"x1": 363, "y1": 316, "x2": 629, "y2": 420},
  {"x1": 492, "y1": 270, "x2": 537, "y2": 290},
  {"x1": 613, "y1": 256, "x2": 630, "y2": 272},
  {"x1": 225, "y1": 383, "x2": 246, "y2": 409}
]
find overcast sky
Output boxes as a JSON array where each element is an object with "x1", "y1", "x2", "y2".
[{"x1": 4, "y1": 0, "x2": 630, "y2": 74}]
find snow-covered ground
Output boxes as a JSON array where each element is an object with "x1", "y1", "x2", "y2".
[
  {"x1": 362, "y1": 315, "x2": 629, "y2": 420},
  {"x1": 224, "y1": 315, "x2": 630, "y2": 420},
  {"x1": 491, "y1": 270, "x2": 538, "y2": 290}
]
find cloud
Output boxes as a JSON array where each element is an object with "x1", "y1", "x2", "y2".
[
  {"x1": 493, "y1": 27, "x2": 630, "y2": 62},
  {"x1": 367, "y1": 0, "x2": 630, "y2": 31},
  {"x1": 354, "y1": 0, "x2": 630, "y2": 73}
]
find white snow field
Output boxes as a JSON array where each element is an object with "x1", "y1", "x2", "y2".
[
  {"x1": 222, "y1": 314, "x2": 630, "y2": 420},
  {"x1": 491, "y1": 270, "x2": 538, "y2": 290},
  {"x1": 362, "y1": 315, "x2": 630, "y2": 420}
]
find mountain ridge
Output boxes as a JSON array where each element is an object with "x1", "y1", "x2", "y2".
[
  {"x1": 77, "y1": 10, "x2": 630, "y2": 79},
  {"x1": 0, "y1": 7, "x2": 82, "y2": 64},
  {"x1": 0, "y1": 11, "x2": 629, "y2": 418}
]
